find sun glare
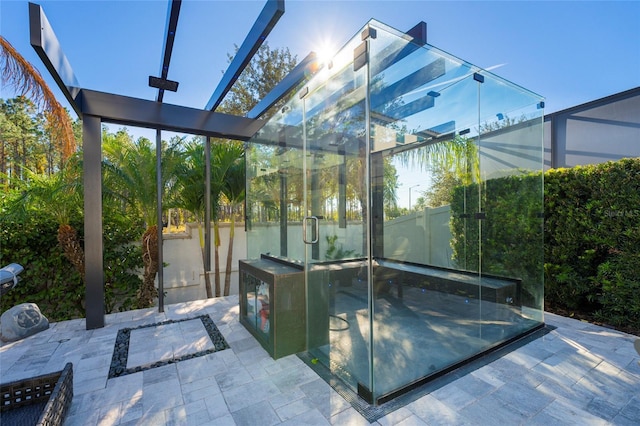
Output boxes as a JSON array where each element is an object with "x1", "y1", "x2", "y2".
[{"x1": 315, "y1": 38, "x2": 337, "y2": 68}]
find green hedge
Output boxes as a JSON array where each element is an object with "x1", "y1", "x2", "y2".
[
  {"x1": 451, "y1": 158, "x2": 640, "y2": 329},
  {"x1": 450, "y1": 173, "x2": 544, "y2": 308},
  {"x1": 0, "y1": 211, "x2": 143, "y2": 322},
  {"x1": 544, "y1": 158, "x2": 640, "y2": 328}
]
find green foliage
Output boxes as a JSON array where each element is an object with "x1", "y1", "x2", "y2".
[
  {"x1": 450, "y1": 158, "x2": 640, "y2": 328},
  {"x1": 325, "y1": 235, "x2": 356, "y2": 261},
  {"x1": 0, "y1": 211, "x2": 84, "y2": 320},
  {"x1": 1, "y1": 200, "x2": 143, "y2": 322},
  {"x1": 219, "y1": 41, "x2": 297, "y2": 117},
  {"x1": 593, "y1": 252, "x2": 640, "y2": 327},
  {"x1": 423, "y1": 169, "x2": 462, "y2": 208},
  {"x1": 544, "y1": 158, "x2": 640, "y2": 328},
  {"x1": 450, "y1": 172, "x2": 544, "y2": 307}
]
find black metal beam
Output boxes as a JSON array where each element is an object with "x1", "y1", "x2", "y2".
[
  {"x1": 155, "y1": 0, "x2": 182, "y2": 102},
  {"x1": 77, "y1": 89, "x2": 264, "y2": 140},
  {"x1": 205, "y1": 0, "x2": 285, "y2": 111},
  {"x1": 29, "y1": 2, "x2": 82, "y2": 116},
  {"x1": 247, "y1": 51, "x2": 318, "y2": 119},
  {"x1": 83, "y1": 115, "x2": 104, "y2": 329}
]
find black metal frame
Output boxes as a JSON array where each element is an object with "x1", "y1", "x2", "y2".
[
  {"x1": 205, "y1": 0, "x2": 285, "y2": 111},
  {"x1": 28, "y1": 0, "x2": 435, "y2": 331},
  {"x1": 28, "y1": 1, "x2": 303, "y2": 329}
]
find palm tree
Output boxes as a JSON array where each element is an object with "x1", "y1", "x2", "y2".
[
  {"x1": 221, "y1": 149, "x2": 245, "y2": 296},
  {"x1": 172, "y1": 138, "x2": 244, "y2": 298},
  {"x1": 210, "y1": 141, "x2": 245, "y2": 297},
  {"x1": 171, "y1": 139, "x2": 215, "y2": 298},
  {"x1": 0, "y1": 36, "x2": 76, "y2": 160},
  {"x1": 7, "y1": 157, "x2": 85, "y2": 280},
  {"x1": 103, "y1": 130, "x2": 182, "y2": 307}
]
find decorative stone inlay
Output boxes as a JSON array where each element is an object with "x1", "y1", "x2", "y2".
[{"x1": 108, "y1": 315, "x2": 229, "y2": 379}]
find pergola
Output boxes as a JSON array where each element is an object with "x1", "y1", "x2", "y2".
[{"x1": 28, "y1": 0, "x2": 319, "y2": 329}]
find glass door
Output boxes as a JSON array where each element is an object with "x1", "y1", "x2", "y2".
[{"x1": 303, "y1": 53, "x2": 372, "y2": 398}]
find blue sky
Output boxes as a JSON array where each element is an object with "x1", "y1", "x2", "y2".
[{"x1": 2, "y1": 0, "x2": 639, "y2": 120}]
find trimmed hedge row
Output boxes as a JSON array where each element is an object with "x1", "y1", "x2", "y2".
[
  {"x1": 451, "y1": 158, "x2": 640, "y2": 329},
  {"x1": 545, "y1": 158, "x2": 640, "y2": 328},
  {"x1": 450, "y1": 173, "x2": 544, "y2": 308}
]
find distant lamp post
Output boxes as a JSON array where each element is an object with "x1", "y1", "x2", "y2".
[{"x1": 409, "y1": 184, "x2": 420, "y2": 211}]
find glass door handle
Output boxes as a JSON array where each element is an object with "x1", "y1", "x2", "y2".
[{"x1": 303, "y1": 216, "x2": 319, "y2": 244}]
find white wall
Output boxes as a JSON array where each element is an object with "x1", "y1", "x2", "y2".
[
  {"x1": 383, "y1": 205, "x2": 453, "y2": 268},
  {"x1": 160, "y1": 222, "x2": 247, "y2": 305}
]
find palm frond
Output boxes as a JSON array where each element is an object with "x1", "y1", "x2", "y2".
[{"x1": 0, "y1": 36, "x2": 76, "y2": 159}]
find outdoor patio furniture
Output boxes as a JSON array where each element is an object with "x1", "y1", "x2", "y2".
[{"x1": 0, "y1": 362, "x2": 73, "y2": 426}]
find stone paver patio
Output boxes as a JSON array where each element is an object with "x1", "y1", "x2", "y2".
[{"x1": 1, "y1": 295, "x2": 639, "y2": 425}]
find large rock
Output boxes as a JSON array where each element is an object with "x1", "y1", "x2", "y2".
[{"x1": 1, "y1": 303, "x2": 49, "y2": 342}]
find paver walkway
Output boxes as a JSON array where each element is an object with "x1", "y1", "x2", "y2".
[{"x1": 1, "y1": 295, "x2": 639, "y2": 425}]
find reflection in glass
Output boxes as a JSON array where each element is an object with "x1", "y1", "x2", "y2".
[{"x1": 243, "y1": 18, "x2": 544, "y2": 404}]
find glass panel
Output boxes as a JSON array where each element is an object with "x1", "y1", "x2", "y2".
[
  {"x1": 304, "y1": 42, "x2": 371, "y2": 395},
  {"x1": 246, "y1": 94, "x2": 305, "y2": 262},
  {"x1": 368, "y1": 20, "x2": 544, "y2": 400},
  {"x1": 242, "y1": 17, "x2": 544, "y2": 405},
  {"x1": 478, "y1": 74, "x2": 545, "y2": 333}
]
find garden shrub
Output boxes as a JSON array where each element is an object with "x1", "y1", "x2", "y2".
[
  {"x1": 450, "y1": 172, "x2": 543, "y2": 307},
  {"x1": 450, "y1": 158, "x2": 640, "y2": 329},
  {"x1": 544, "y1": 158, "x2": 640, "y2": 328},
  {"x1": 0, "y1": 210, "x2": 143, "y2": 322}
]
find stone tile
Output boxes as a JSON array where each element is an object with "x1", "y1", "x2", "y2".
[
  {"x1": 180, "y1": 375, "x2": 221, "y2": 397},
  {"x1": 491, "y1": 381, "x2": 554, "y2": 418},
  {"x1": 470, "y1": 366, "x2": 506, "y2": 388},
  {"x1": 407, "y1": 394, "x2": 470, "y2": 426},
  {"x1": 2, "y1": 295, "x2": 638, "y2": 426},
  {"x1": 275, "y1": 397, "x2": 316, "y2": 421},
  {"x1": 585, "y1": 397, "x2": 623, "y2": 421},
  {"x1": 329, "y1": 407, "x2": 369, "y2": 426},
  {"x1": 64, "y1": 409, "x2": 101, "y2": 426},
  {"x1": 232, "y1": 400, "x2": 281, "y2": 426},
  {"x1": 183, "y1": 407, "x2": 214, "y2": 426},
  {"x1": 223, "y1": 377, "x2": 281, "y2": 412},
  {"x1": 143, "y1": 378, "x2": 184, "y2": 413},
  {"x1": 201, "y1": 413, "x2": 236, "y2": 426},
  {"x1": 119, "y1": 396, "x2": 144, "y2": 423},
  {"x1": 269, "y1": 364, "x2": 318, "y2": 393},
  {"x1": 376, "y1": 406, "x2": 413, "y2": 426},
  {"x1": 97, "y1": 401, "x2": 122, "y2": 426},
  {"x1": 304, "y1": 388, "x2": 350, "y2": 418},
  {"x1": 214, "y1": 362, "x2": 254, "y2": 391},
  {"x1": 533, "y1": 398, "x2": 610, "y2": 425},
  {"x1": 451, "y1": 372, "x2": 498, "y2": 398},
  {"x1": 459, "y1": 393, "x2": 530, "y2": 425},
  {"x1": 430, "y1": 382, "x2": 477, "y2": 410},
  {"x1": 268, "y1": 388, "x2": 306, "y2": 410},
  {"x1": 176, "y1": 354, "x2": 218, "y2": 383},
  {"x1": 204, "y1": 392, "x2": 232, "y2": 420},
  {"x1": 620, "y1": 395, "x2": 640, "y2": 421},
  {"x1": 104, "y1": 372, "x2": 144, "y2": 406},
  {"x1": 143, "y1": 363, "x2": 179, "y2": 386},
  {"x1": 279, "y1": 407, "x2": 330, "y2": 426},
  {"x1": 74, "y1": 376, "x2": 107, "y2": 395},
  {"x1": 394, "y1": 414, "x2": 429, "y2": 426}
]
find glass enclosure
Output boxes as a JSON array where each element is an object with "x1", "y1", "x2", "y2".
[{"x1": 244, "y1": 19, "x2": 544, "y2": 404}]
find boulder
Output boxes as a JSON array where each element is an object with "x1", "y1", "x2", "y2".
[{"x1": 1, "y1": 303, "x2": 49, "y2": 342}]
